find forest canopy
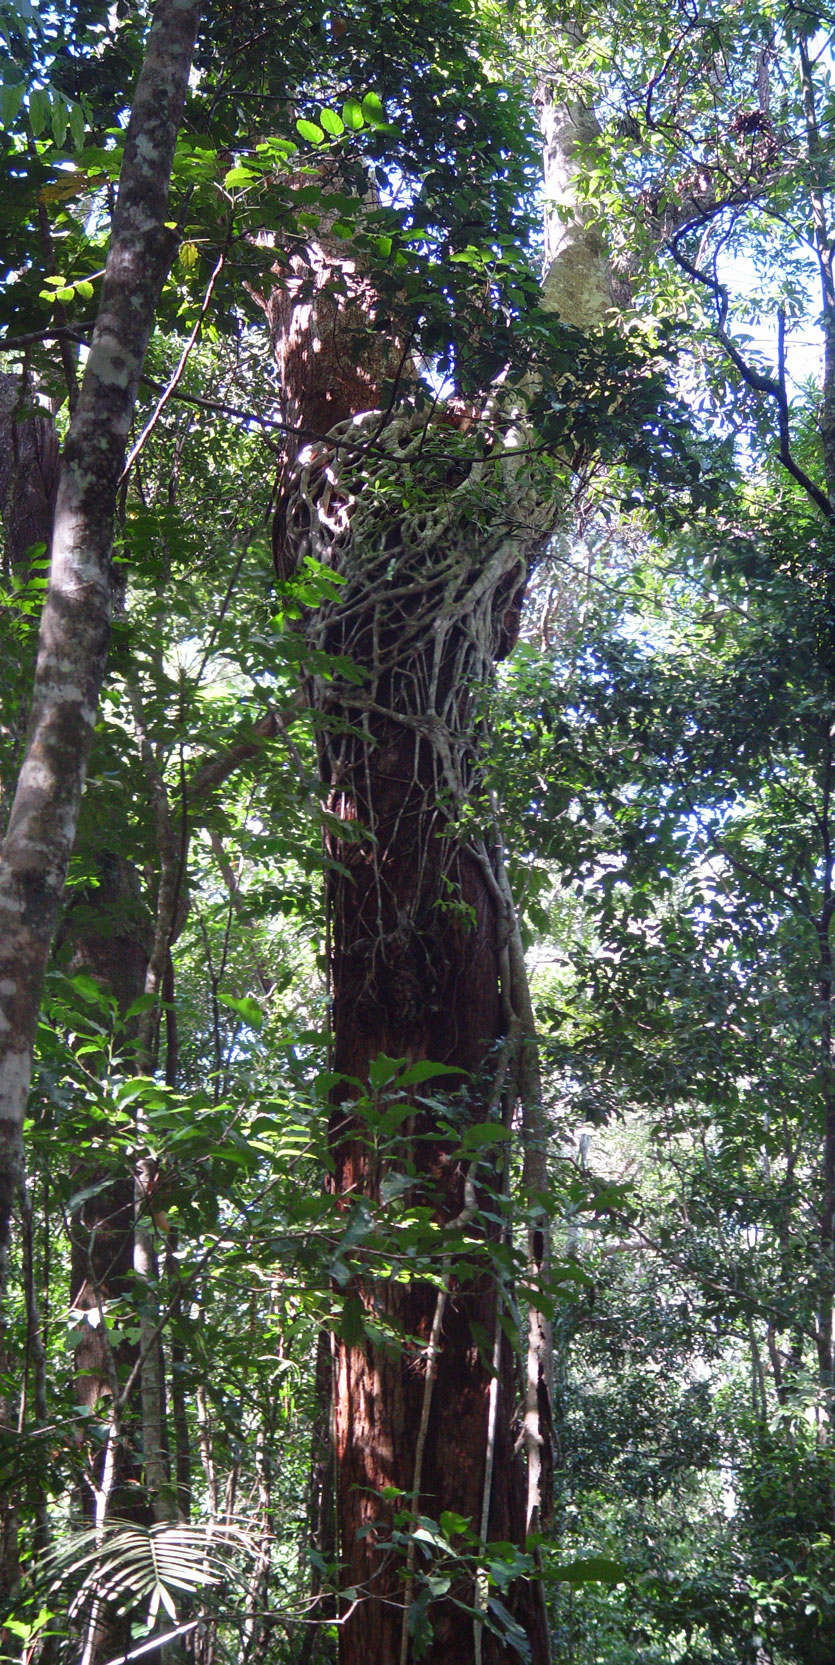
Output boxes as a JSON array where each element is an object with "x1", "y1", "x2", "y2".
[{"x1": 2, "y1": 2, "x2": 835, "y2": 1663}]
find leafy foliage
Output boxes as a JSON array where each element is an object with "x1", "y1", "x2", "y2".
[{"x1": 6, "y1": 0, "x2": 835, "y2": 1661}]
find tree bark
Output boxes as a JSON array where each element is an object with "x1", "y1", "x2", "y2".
[
  {"x1": 0, "y1": 372, "x2": 59, "y2": 580},
  {"x1": 266, "y1": 64, "x2": 614, "y2": 1663},
  {"x1": 319, "y1": 584, "x2": 544, "y2": 1665},
  {"x1": 62, "y1": 856, "x2": 152, "y2": 1510},
  {"x1": 538, "y1": 27, "x2": 614, "y2": 329},
  {"x1": 275, "y1": 335, "x2": 554, "y2": 1665},
  {"x1": 0, "y1": 0, "x2": 201, "y2": 1293}
]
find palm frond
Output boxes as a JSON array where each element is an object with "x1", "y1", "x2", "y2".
[{"x1": 42, "y1": 1518, "x2": 260, "y2": 1623}]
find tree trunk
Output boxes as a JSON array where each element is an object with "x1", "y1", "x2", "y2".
[
  {"x1": 266, "y1": 63, "x2": 613, "y2": 1662},
  {"x1": 57, "y1": 856, "x2": 153, "y2": 1665},
  {"x1": 0, "y1": 0, "x2": 200, "y2": 1299},
  {"x1": 0, "y1": 372, "x2": 59, "y2": 579},
  {"x1": 273, "y1": 340, "x2": 554, "y2": 1665},
  {"x1": 312, "y1": 448, "x2": 546, "y2": 1665},
  {"x1": 537, "y1": 24, "x2": 615, "y2": 330}
]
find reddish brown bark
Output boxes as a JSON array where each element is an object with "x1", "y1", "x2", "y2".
[
  {"x1": 270, "y1": 220, "x2": 550, "y2": 1661},
  {"x1": 0, "y1": 372, "x2": 59, "y2": 578},
  {"x1": 327, "y1": 788, "x2": 528, "y2": 1663}
]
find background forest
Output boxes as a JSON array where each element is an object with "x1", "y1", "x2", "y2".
[{"x1": 2, "y1": 0, "x2": 835, "y2": 1661}]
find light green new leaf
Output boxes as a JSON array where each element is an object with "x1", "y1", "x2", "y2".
[
  {"x1": 342, "y1": 97, "x2": 364, "y2": 130},
  {"x1": 296, "y1": 117, "x2": 324, "y2": 145},
  {"x1": 217, "y1": 992, "x2": 264, "y2": 1030}
]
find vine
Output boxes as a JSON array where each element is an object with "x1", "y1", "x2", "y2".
[{"x1": 283, "y1": 402, "x2": 558, "y2": 1038}]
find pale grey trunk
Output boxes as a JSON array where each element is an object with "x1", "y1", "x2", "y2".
[
  {"x1": 511, "y1": 64, "x2": 616, "y2": 1571},
  {"x1": 0, "y1": 0, "x2": 201, "y2": 1287},
  {"x1": 539, "y1": 67, "x2": 614, "y2": 328}
]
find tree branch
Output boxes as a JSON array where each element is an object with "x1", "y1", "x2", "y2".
[
  {"x1": 668, "y1": 236, "x2": 834, "y2": 520},
  {"x1": 120, "y1": 248, "x2": 227, "y2": 484}
]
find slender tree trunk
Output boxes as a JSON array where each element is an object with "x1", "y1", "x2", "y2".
[
  {"x1": 538, "y1": 27, "x2": 614, "y2": 330},
  {"x1": 816, "y1": 729, "x2": 835, "y2": 1423},
  {"x1": 59, "y1": 857, "x2": 156, "y2": 1665},
  {"x1": 296, "y1": 1327, "x2": 336, "y2": 1665},
  {"x1": 63, "y1": 854, "x2": 151, "y2": 1450},
  {"x1": 0, "y1": 376, "x2": 60, "y2": 1630},
  {"x1": 168, "y1": 1234, "x2": 192, "y2": 1522},
  {"x1": 0, "y1": 0, "x2": 201, "y2": 1295},
  {"x1": 797, "y1": 33, "x2": 835, "y2": 504},
  {"x1": 0, "y1": 372, "x2": 59, "y2": 581},
  {"x1": 0, "y1": 1326, "x2": 21, "y2": 1626}
]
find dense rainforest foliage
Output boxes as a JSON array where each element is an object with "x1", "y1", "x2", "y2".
[{"x1": 2, "y1": 0, "x2": 835, "y2": 1661}]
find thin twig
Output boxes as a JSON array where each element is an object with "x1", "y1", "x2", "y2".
[{"x1": 120, "y1": 250, "x2": 226, "y2": 483}]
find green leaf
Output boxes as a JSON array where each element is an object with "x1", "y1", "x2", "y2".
[
  {"x1": 428, "y1": 1574, "x2": 451, "y2": 1596},
  {"x1": 51, "y1": 93, "x2": 68, "y2": 147},
  {"x1": 69, "y1": 98, "x2": 85, "y2": 150},
  {"x1": 216, "y1": 993, "x2": 264, "y2": 1030},
  {"x1": 398, "y1": 1060, "x2": 464, "y2": 1087},
  {"x1": 178, "y1": 241, "x2": 199, "y2": 270},
  {"x1": 4, "y1": 1619, "x2": 34, "y2": 1640},
  {"x1": 361, "y1": 91, "x2": 388, "y2": 126},
  {"x1": 256, "y1": 135, "x2": 297, "y2": 156},
  {"x1": 375, "y1": 1101, "x2": 414, "y2": 1137},
  {"x1": 157, "y1": 1581, "x2": 178, "y2": 1621},
  {"x1": 412, "y1": 1521, "x2": 447, "y2": 1550},
  {"x1": 74, "y1": 280, "x2": 94, "y2": 300},
  {"x1": 338, "y1": 1295, "x2": 365, "y2": 1346},
  {"x1": 550, "y1": 1556, "x2": 626, "y2": 1586},
  {"x1": 368, "y1": 1054, "x2": 407, "y2": 1090},
  {"x1": 379, "y1": 1171, "x2": 413, "y2": 1203},
  {"x1": 67, "y1": 1179, "x2": 120, "y2": 1215},
  {"x1": 485, "y1": 1596, "x2": 531, "y2": 1656},
  {"x1": 0, "y1": 80, "x2": 24, "y2": 128},
  {"x1": 223, "y1": 165, "x2": 257, "y2": 189},
  {"x1": 342, "y1": 97, "x2": 364, "y2": 130},
  {"x1": 296, "y1": 118, "x2": 325, "y2": 145},
  {"x1": 320, "y1": 107, "x2": 344, "y2": 137},
  {"x1": 460, "y1": 1121, "x2": 512, "y2": 1152},
  {"x1": 120, "y1": 994, "x2": 158, "y2": 1022},
  {"x1": 66, "y1": 972, "x2": 113, "y2": 1010},
  {"x1": 28, "y1": 86, "x2": 50, "y2": 137}
]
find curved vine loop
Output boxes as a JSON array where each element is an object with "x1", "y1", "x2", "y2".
[{"x1": 282, "y1": 404, "x2": 560, "y2": 1036}]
